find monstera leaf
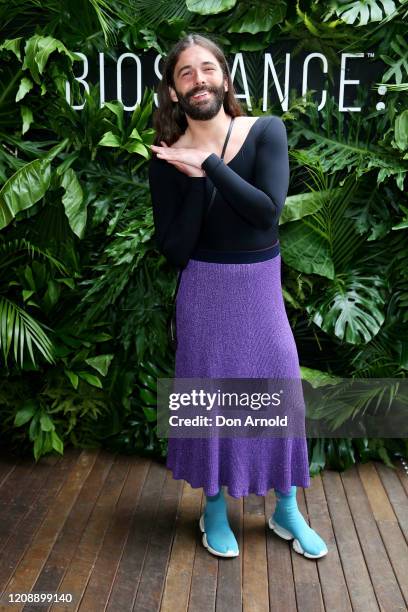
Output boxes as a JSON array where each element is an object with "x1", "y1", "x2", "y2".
[
  {"x1": 323, "y1": 0, "x2": 397, "y2": 26},
  {"x1": 306, "y1": 270, "x2": 387, "y2": 344}
]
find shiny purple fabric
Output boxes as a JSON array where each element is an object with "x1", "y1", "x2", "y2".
[{"x1": 166, "y1": 253, "x2": 311, "y2": 498}]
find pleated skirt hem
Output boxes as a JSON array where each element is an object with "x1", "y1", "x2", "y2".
[{"x1": 166, "y1": 464, "x2": 311, "y2": 499}]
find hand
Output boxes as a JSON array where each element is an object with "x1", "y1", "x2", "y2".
[{"x1": 150, "y1": 141, "x2": 209, "y2": 177}]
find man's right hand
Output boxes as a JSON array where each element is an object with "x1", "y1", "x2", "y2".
[
  {"x1": 153, "y1": 141, "x2": 205, "y2": 177},
  {"x1": 170, "y1": 160, "x2": 205, "y2": 177}
]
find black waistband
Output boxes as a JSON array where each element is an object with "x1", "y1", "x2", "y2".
[{"x1": 190, "y1": 241, "x2": 280, "y2": 263}]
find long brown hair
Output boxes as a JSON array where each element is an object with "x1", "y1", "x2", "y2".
[{"x1": 151, "y1": 33, "x2": 245, "y2": 147}]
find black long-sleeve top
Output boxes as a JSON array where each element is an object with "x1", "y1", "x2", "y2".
[{"x1": 148, "y1": 115, "x2": 289, "y2": 269}]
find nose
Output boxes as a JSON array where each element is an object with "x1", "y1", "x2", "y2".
[{"x1": 194, "y1": 68, "x2": 209, "y2": 85}]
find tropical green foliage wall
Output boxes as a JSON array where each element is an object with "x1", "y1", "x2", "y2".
[{"x1": 0, "y1": 0, "x2": 407, "y2": 472}]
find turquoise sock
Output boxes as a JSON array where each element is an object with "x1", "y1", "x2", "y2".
[
  {"x1": 272, "y1": 486, "x2": 328, "y2": 557},
  {"x1": 203, "y1": 488, "x2": 239, "y2": 555}
]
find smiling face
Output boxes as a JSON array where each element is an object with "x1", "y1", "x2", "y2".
[{"x1": 169, "y1": 45, "x2": 228, "y2": 121}]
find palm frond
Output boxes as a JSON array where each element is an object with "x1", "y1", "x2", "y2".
[
  {"x1": 0, "y1": 237, "x2": 70, "y2": 276},
  {"x1": 0, "y1": 297, "x2": 55, "y2": 368}
]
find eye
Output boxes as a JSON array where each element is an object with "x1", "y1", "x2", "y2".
[{"x1": 182, "y1": 68, "x2": 214, "y2": 77}]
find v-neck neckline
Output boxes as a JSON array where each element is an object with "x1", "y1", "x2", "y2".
[{"x1": 224, "y1": 117, "x2": 262, "y2": 166}]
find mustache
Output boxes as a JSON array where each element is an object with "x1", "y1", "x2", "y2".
[{"x1": 189, "y1": 89, "x2": 213, "y2": 98}]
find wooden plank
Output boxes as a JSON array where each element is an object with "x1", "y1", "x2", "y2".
[
  {"x1": 322, "y1": 469, "x2": 379, "y2": 611},
  {"x1": 371, "y1": 462, "x2": 408, "y2": 607},
  {"x1": 376, "y1": 461, "x2": 408, "y2": 544},
  {"x1": 243, "y1": 493, "x2": 269, "y2": 612},
  {"x1": 78, "y1": 455, "x2": 136, "y2": 611},
  {"x1": 265, "y1": 488, "x2": 297, "y2": 612},
  {"x1": 161, "y1": 481, "x2": 203, "y2": 612},
  {"x1": 397, "y1": 459, "x2": 408, "y2": 496},
  {"x1": 99, "y1": 456, "x2": 151, "y2": 611},
  {"x1": 358, "y1": 463, "x2": 396, "y2": 521},
  {"x1": 291, "y1": 486, "x2": 324, "y2": 612},
  {"x1": 25, "y1": 449, "x2": 120, "y2": 612},
  {"x1": 0, "y1": 453, "x2": 58, "y2": 554},
  {"x1": 341, "y1": 465, "x2": 406, "y2": 611},
  {"x1": 49, "y1": 452, "x2": 130, "y2": 611},
  {"x1": 375, "y1": 520, "x2": 408, "y2": 608},
  {"x1": 305, "y1": 474, "x2": 352, "y2": 611},
  {"x1": 0, "y1": 454, "x2": 22, "y2": 490},
  {"x1": 215, "y1": 488, "x2": 243, "y2": 612},
  {"x1": 102, "y1": 459, "x2": 167, "y2": 611},
  {"x1": 0, "y1": 449, "x2": 79, "y2": 602},
  {"x1": 0, "y1": 457, "x2": 37, "y2": 520},
  {"x1": 132, "y1": 464, "x2": 183, "y2": 612}
]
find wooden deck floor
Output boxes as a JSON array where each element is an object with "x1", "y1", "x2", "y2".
[{"x1": 0, "y1": 447, "x2": 407, "y2": 612}]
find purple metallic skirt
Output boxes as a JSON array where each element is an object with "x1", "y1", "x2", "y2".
[{"x1": 166, "y1": 244, "x2": 311, "y2": 498}]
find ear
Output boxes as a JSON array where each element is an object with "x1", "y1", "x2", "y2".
[{"x1": 168, "y1": 86, "x2": 178, "y2": 103}]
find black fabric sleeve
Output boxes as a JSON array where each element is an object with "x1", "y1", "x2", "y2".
[
  {"x1": 201, "y1": 116, "x2": 289, "y2": 230},
  {"x1": 148, "y1": 156, "x2": 207, "y2": 268}
]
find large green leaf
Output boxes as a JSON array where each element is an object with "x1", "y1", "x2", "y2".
[
  {"x1": 323, "y1": 0, "x2": 397, "y2": 26},
  {"x1": 16, "y1": 77, "x2": 33, "y2": 102},
  {"x1": 104, "y1": 101, "x2": 124, "y2": 134},
  {"x1": 60, "y1": 168, "x2": 87, "y2": 239},
  {"x1": 40, "y1": 413, "x2": 55, "y2": 432},
  {"x1": 85, "y1": 354, "x2": 114, "y2": 376},
  {"x1": 20, "y1": 105, "x2": 33, "y2": 134},
  {"x1": 14, "y1": 400, "x2": 37, "y2": 426},
  {"x1": 22, "y1": 34, "x2": 79, "y2": 85},
  {"x1": 228, "y1": 3, "x2": 286, "y2": 34},
  {"x1": 77, "y1": 371, "x2": 103, "y2": 388},
  {"x1": 394, "y1": 110, "x2": 408, "y2": 152},
  {"x1": 0, "y1": 37, "x2": 23, "y2": 61},
  {"x1": 123, "y1": 140, "x2": 149, "y2": 156},
  {"x1": 0, "y1": 159, "x2": 51, "y2": 229},
  {"x1": 306, "y1": 270, "x2": 387, "y2": 344},
  {"x1": 51, "y1": 430, "x2": 64, "y2": 454},
  {"x1": 280, "y1": 220, "x2": 335, "y2": 279},
  {"x1": 280, "y1": 190, "x2": 331, "y2": 224},
  {"x1": 187, "y1": 0, "x2": 236, "y2": 15},
  {"x1": 98, "y1": 131, "x2": 122, "y2": 148},
  {"x1": 300, "y1": 366, "x2": 342, "y2": 388}
]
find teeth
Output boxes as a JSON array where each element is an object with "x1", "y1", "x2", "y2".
[{"x1": 193, "y1": 92, "x2": 208, "y2": 99}]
